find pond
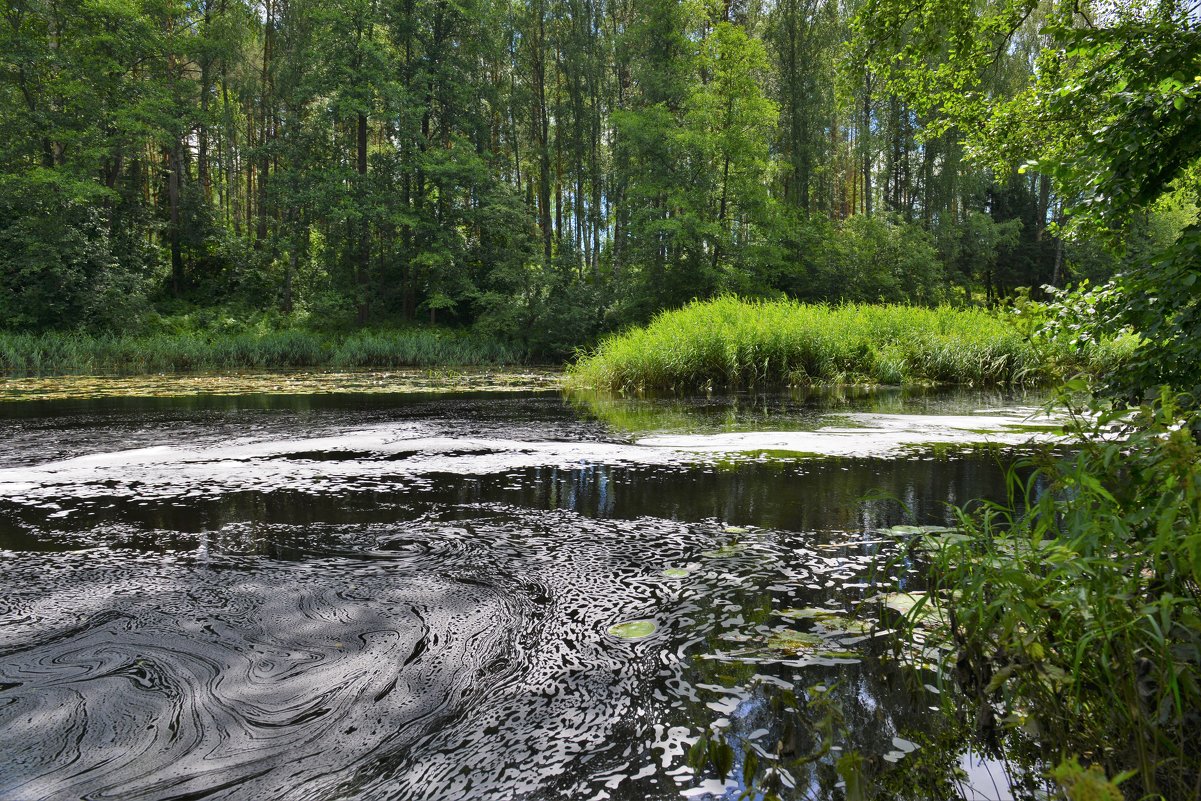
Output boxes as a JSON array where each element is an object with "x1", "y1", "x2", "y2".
[{"x1": 0, "y1": 374, "x2": 1061, "y2": 801}]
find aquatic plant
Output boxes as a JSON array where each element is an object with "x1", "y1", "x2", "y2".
[
  {"x1": 606, "y1": 619, "x2": 658, "y2": 640},
  {"x1": 895, "y1": 388, "x2": 1201, "y2": 799},
  {"x1": 568, "y1": 297, "x2": 1124, "y2": 392}
]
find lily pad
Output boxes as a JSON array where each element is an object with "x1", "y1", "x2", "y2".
[
  {"x1": 883, "y1": 524, "x2": 959, "y2": 536},
  {"x1": 607, "y1": 619, "x2": 658, "y2": 640},
  {"x1": 778, "y1": 607, "x2": 841, "y2": 620},
  {"x1": 915, "y1": 531, "x2": 974, "y2": 552},
  {"x1": 881, "y1": 592, "x2": 945, "y2": 628},
  {"x1": 883, "y1": 592, "x2": 926, "y2": 616},
  {"x1": 778, "y1": 608, "x2": 873, "y2": 634},
  {"x1": 766, "y1": 630, "x2": 826, "y2": 652},
  {"x1": 662, "y1": 568, "x2": 692, "y2": 578},
  {"x1": 764, "y1": 629, "x2": 860, "y2": 659}
]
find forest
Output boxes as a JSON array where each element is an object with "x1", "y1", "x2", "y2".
[
  {"x1": 2, "y1": 0, "x2": 1194, "y2": 360},
  {"x1": 2, "y1": 1, "x2": 1201, "y2": 798}
]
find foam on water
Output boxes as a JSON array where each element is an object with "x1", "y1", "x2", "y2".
[
  {"x1": 0, "y1": 388, "x2": 1049, "y2": 800},
  {"x1": 637, "y1": 409, "x2": 1060, "y2": 457},
  {"x1": 0, "y1": 511, "x2": 709, "y2": 800},
  {"x1": 0, "y1": 407, "x2": 1059, "y2": 512}
]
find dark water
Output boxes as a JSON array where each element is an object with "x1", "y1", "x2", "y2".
[{"x1": 0, "y1": 388, "x2": 1049, "y2": 800}]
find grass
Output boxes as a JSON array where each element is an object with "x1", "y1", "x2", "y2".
[
  {"x1": 568, "y1": 297, "x2": 1133, "y2": 392},
  {"x1": 0, "y1": 328, "x2": 524, "y2": 375}
]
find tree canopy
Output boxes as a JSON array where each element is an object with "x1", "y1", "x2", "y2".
[{"x1": 0, "y1": 0, "x2": 1196, "y2": 367}]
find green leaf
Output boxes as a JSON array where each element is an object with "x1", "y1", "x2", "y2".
[{"x1": 607, "y1": 619, "x2": 658, "y2": 640}]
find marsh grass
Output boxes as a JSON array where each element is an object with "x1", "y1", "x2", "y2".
[
  {"x1": 568, "y1": 297, "x2": 1130, "y2": 392},
  {"x1": 0, "y1": 329, "x2": 522, "y2": 375}
]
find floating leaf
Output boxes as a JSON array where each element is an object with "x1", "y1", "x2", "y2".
[
  {"x1": 915, "y1": 531, "x2": 974, "y2": 552},
  {"x1": 764, "y1": 629, "x2": 860, "y2": 659},
  {"x1": 882, "y1": 592, "x2": 946, "y2": 629},
  {"x1": 662, "y1": 568, "x2": 691, "y2": 578},
  {"x1": 883, "y1": 592, "x2": 927, "y2": 616},
  {"x1": 766, "y1": 630, "x2": 826, "y2": 651},
  {"x1": 723, "y1": 526, "x2": 749, "y2": 534},
  {"x1": 884, "y1": 524, "x2": 959, "y2": 536},
  {"x1": 607, "y1": 619, "x2": 657, "y2": 640},
  {"x1": 779, "y1": 607, "x2": 841, "y2": 620},
  {"x1": 778, "y1": 608, "x2": 873, "y2": 634}
]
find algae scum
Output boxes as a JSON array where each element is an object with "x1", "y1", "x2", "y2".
[{"x1": 0, "y1": 380, "x2": 1058, "y2": 800}]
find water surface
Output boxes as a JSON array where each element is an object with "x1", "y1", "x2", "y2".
[{"x1": 0, "y1": 381, "x2": 1055, "y2": 800}]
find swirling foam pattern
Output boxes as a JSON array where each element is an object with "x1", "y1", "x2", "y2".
[
  {"x1": 0, "y1": 511, "x2": 694, "y2": 801},
  {"x1": 0, "y1": 391, "x2": 1033, "y2": 800}
]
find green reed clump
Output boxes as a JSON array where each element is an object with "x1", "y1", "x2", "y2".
[
  {"x1": 0, "y1": 328, "x2": 521, "y2": 375},
  {"x1": 902, "y1": 388, "x2": 1201, "y2": 799},
  {"x1": 568, "y1": 297, "x2": 1113, "y2": 392}
]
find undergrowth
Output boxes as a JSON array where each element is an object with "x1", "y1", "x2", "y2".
[{"x1": 897, "y1": 387, "x2": 1201, "y2": 799}]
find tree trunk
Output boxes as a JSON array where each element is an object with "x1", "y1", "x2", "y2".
[
  {"x1": 168, "y1": 145, "x2": 183, "y2": 295},
  {"x1": 357, "y1": 111, "x2": 370, "y2": 324},
  {"x1": 862, "y1": 72, "x2": 873, "y2": 217}
]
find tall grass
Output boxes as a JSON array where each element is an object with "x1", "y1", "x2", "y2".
[
  {"x1": 569, "y1": 297, "x2": 1129, "y2": 391},
  {"x1": 0, "y1": 328, "x2": 523, "y2": 375}
]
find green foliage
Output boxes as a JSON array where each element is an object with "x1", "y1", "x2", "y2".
[
  {"x1": 568, "y1": 297, "x2": 1112, "y2": 392},
  {"x1": 819, "y1": 215, "x2": 945, "y2": 304},
  {"x1": 1107, "y1": 225, "x2": 1201, "y2": 404},
  {"x1": 1025, "y1": 15, "x2": 1201, "y2": 231},
  {"x1": 906, "y1": 390, "x2": 1201, "y2": 799},
  {"x1": 0, "y1": 0, "x2": 1190, "y2": 369},
  {"x1": 1011, "y1": 284, "x2": 1140, "y2": 380},
  {"x1": 0, "y1": 176, "x2": 153, "y2": 331},
  {"x1": 861, "y1": 0, "x2": 1201, "y2": 404},
  {"x1": 1051, "y1": 759, "x2": 1127, "y2": 801}
]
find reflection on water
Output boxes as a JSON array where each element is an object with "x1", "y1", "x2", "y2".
[{"x1": 0, "y1": 385, "x2": 1052, "y2": 800}]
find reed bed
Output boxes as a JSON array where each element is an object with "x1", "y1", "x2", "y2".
[
  {"x1": 569, "y1": 297, "x2": 1126, "y2": 391},
  {"x1": 0, "y1": 329, "x2": 522, "y2": 375}
]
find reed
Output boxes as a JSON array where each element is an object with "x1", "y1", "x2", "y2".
[
  {"x1": 0, "y1": 329, "x2": 522, "y2": 375},
  {"x1": 568, "y1": 297, "x2": 1125, "y2": 391}
]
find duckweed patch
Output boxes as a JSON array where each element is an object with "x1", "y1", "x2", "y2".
[
  {"x1": 762, "y1": 630, "x2": 861, "y2": 661},
  {"x1": 0, "y1": 369, "x2": 563, "y2": 401},
  {"x1": 777, "y1": 608, "x2": 873, "y2": 635}
]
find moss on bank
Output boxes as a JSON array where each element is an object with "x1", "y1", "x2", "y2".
[
  {"x1": 0, "y1": 328, "x2": 523, "y2": 375},
  {"x1": 569, "y1": 298, "x2": 1132, "y2": 392}
]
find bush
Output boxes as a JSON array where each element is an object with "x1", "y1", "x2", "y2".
[
  {"x1": 0, "y1": 176, "x2": 154, "y2": 331},
  {"x1": 903, "y1": 389, "x2": 1201, "y2": 799}
]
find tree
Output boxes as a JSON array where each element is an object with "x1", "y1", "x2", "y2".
[{"x1": 860, "y1": 0, "x2": 1201, "y2": 400}]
